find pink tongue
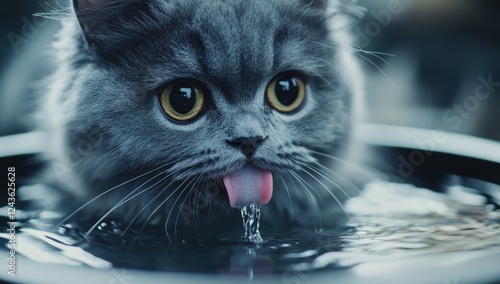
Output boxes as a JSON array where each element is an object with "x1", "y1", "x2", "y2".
[{"x1": 223, "y1": 165, "x2": 273, "y2": 208}]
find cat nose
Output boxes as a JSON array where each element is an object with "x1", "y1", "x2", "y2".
[{"x1": 226, "y1": 136, "x2": 266, "y2": 158}]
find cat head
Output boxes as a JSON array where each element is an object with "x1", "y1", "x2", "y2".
[{"x1": 47, "y1": 0, "x2": 363, "y2": 209}]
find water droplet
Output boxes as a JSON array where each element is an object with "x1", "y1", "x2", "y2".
[
  {"x1": 97, "y1": 222, "x2": 107, "y2": 231},
  {"x1": 240, "y1": 204, "x2": 264, "y2": 243}
]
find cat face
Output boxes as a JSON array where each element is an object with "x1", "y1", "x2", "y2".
[{"x1": 49, "y1": 0, "x2": 360, "y2": 217}]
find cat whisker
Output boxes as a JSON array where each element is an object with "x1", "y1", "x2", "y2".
[
  {"x1": 288, "y1": 170, "x2": 327, "y2": 211},
  {"x1": 310, "y1": 158, "x2": 382, "y2": 213},
  {"x1": 132, "y1": 176, "x2": 194, "y2": 242},
  {"x1": 352, "y1": 51, "x2": 398, "y2": 89},
  {"x1": 301, "y1": 57, "x2": 340, "y2": 90},
  {"x1": 185, "y1": 163, "x2": 216, "y2": 226},
  {"x1": 314, "y1": 72, "x2": 338, "y2": 90},
  {"x1": 58, "y1": 161, "x2": 176, "y2": 227},
  {"x1": 194, "y1": 176, "x2": 215, "y2": 222},
  {"x1": 181, "y1": 158, "x2": 222, "y2": 226},
  {"x1": 308, "y1": 149, "x2": 380, "y2": 181},
  {"x1": 206, "y1": 178, "x2": 215, "y2": 222},
  {"x1": 344, "y1": 42, "x2": 395, "y2": 65},
  {"x1": 301, "y1": 162, "x2": 354, "y2": 201},
  {"x1": 121, "y1": 176, "x2": 180, "y2": 237},
  {"x1": 191, "y1": 185, "x2": 199, "y2": 226},
  {"x1": 297, "y1": 0, "x2": 314, "y2": 23},
  {"x1": 103, "y1": 171, "x2": 173, "y2": 215},
  {"x1": 309, "y1": 160, "x2": 363, "y2": 196},
  {"x1": 285, "y1": 171, "x2": 306, "y2": 206},
  {"x1": 309, "y1": 56, "x2": 341, "y2": 77},
  {"x1": 311, "y1": 139, "x2": 373, "y2": 148},
  {"x1": 165, "y1": 177, "x2": 200, "y2": 241},
  {"x1": 34, "y1": 2, "x2": 73, "y2": 21},
  {"x1": 349, "y1": 47, "x2": 395, "y2": 57},
  {"x1": 83, "y1": 167, "x2": 179, "y2": 237},
  {"x1": 351, "y1": 49, "x2": 393, "y2": 66},
  {"x1": 195, "y1": 177, "x2": 206, "y2": 225},
  {"x1": 121, "y1": 160, "x2": 218, "y2": 237},
  {"x1": 330, "y1": 2, "x2": 367, "y2": 22},
  {"x1": 309, "y1": 40, "x2": 397, "y2": 88},
  {"x1": 309, "y1": 161, "x2": 378, "y2": 215},
  {"x1": 189, "y1": 180, "x2": 203, "y2": 227},
  {"x1": 287, "y1": 170, "x2": 324, "y2": 228},
  {"x1": 279, "y1": 175, "x2": 295, "y2": 218},
  {"x1": 310, "y1": 40, "x2": 395, "y2": 64},
  {"x1": 174, "y1": 176, "x2": 203, "y2": 240},
  {"x1": 301, "y1": 161, "x2": 373, "y2": 216},
  {"x1": 299, "y1": 167, "x2": 352, "y2": 221}
]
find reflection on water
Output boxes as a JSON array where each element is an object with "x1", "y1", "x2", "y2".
[{"x1": 1, "y1": 180, "x2": 499, "y2": 280}]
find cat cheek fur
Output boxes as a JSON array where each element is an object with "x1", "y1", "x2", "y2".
[{"x1": 37, "y1": 0, "x2": 364, "y2": 227}]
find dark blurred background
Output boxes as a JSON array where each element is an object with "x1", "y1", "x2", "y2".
[
  {"x1": 356, "y1": 0, "x2": 500, "y2": 141},
  {"x1": 1, "y1": 0, "x2": 499, "y2": 140},
  {"x1": 0, "y1": 0, "x2": 60, "y2": 135}
]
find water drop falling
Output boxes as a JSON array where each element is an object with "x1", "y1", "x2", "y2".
[{"x1": 241, "y1": 204, "x2": 264, "y2": 243}]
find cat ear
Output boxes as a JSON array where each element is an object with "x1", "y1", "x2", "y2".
[
  {"x1": 73, "y1": 0, "x2": 110, "y2": 35},
  {"x1": 73, "y1": 0, "x2": 140, "y2": 43}
]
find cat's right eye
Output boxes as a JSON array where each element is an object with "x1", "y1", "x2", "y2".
[
  {"x1": 266, "y1": 73, "x2": 306, "y2": 113},
  {"x1": 159, "y1": 80, "x2": 206, "y2": 122}
]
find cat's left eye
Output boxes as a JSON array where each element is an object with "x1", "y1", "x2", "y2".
[
  {"x1": 266, "y1": 73, "x2": 305, "y2": 113},
  {"x1": 159, "y1": 81, "x2": 206, "y2": 122}
]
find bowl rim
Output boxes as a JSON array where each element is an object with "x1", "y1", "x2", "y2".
[{"x1": 354, "y1": 123, "x2": 500, "y2": 164}]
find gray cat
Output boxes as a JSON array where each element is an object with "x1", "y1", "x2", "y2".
[{"x1": 35, "y1": 0, "x2": 364, "y2": 237}]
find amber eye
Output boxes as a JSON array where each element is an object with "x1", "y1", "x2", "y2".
[
  {"x1": 160, "y1": 81, "x2": 206, "y2": 122},
  {"x1": 266, "y1": 73, "x2": 305, "y2": 113}
]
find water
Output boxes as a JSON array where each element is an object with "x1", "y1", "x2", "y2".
[
  {"x1": 241, "y1": 204, "x2": 264, "y2": 243},
  {"x1": 1, "y1": 179, "x2": 500, "y2": 282}
]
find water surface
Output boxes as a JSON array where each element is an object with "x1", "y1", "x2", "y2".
[{"x1": 1, "y1": 179, "x2": 500, "y2": 283}]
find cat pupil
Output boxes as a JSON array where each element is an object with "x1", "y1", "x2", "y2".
[
  {"x1": 170, "y1": 85, "x2": 196, "y2": 114},
  {"x1": 276, "y1": 77, "x2": 299, "y2": 106}
]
